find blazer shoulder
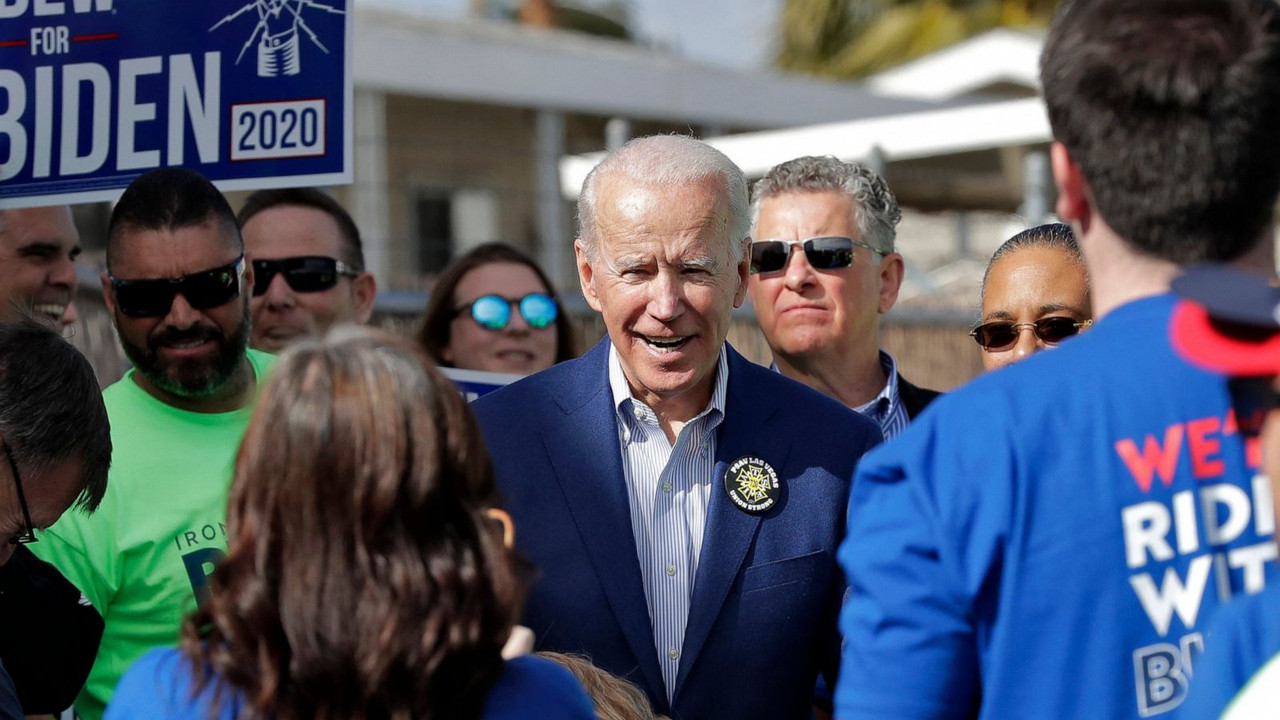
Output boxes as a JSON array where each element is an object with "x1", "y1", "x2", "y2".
[{"x1": 896, "y1": 372, "x2": 943, "y2": 419}]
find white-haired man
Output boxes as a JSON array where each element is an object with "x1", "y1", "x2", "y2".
[{"x1": 473, "y1": 135, "x2": 880, "y2": 719}]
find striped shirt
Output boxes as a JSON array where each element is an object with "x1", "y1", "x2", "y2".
[
  {"x1": 853, "y1": 351, "x2": 910, "y2": 441},
  {"x1": 609, "y1": 344, "x2": 728, "y2": 702}
]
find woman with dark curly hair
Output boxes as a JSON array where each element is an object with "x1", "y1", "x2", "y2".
[
  {"x1": 103, "y1": 327, "x2": 593, "y2": 720},
  {"x1": 419, "y1": 243, "x2": 576, "y2": 376}
]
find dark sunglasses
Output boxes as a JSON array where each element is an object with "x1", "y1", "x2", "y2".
[
  {"x1": 455, "y1": 293, "x2": 558, "y2": 331},
  {"x1": 109, "y1": 256, "x2": 245, "y2": 318},
  {"x1": 252, "y1": 256, "x2": 360, "y2": 296},
  {"x1": 1227, "y1": 376, "x2": 1280, "y2": 437},
  {"x1": 2, "y1": 441, "x2": 37, "y2": 546},
  {"x1": 970, "y1": 316, "x2": 1093, "y2": 351},
  {"x1": 750, "y1": 236, "x2": 884, "y2": 275}
]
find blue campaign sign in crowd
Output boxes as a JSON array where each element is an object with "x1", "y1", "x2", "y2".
[{"x1": 0, "y1": 0, "x2": 351, "y2": 208}]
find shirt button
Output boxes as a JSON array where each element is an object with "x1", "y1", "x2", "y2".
[
  {"x1": 668, "y1": 648, "x2": 680, "y2": 660},
  {"x1": 633, "y1": 406, "x2": 644, "y2": 420},
  {"x1": 662, "y1": 482, "x2": 672, "y2": 493},
  {"x1": 665, "y1": 564, "x2": 677, "y2": 576}
]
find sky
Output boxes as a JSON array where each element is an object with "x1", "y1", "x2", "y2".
[{"x1": 368, "y1": 0, "x2": 785, "y2": 70}]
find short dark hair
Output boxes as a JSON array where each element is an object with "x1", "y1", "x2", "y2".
[
  {"x1": 1041, "y1": 0, "x2": 1280, "y2": 264},
  {"x1": 237, "y1": 188, "x2": 365, "y2": 269},
  {"x1": 107, "y1": 168, "x2": 241, "y2": 270},
  {"x1": 0, "y1": 321, "x2": 109, "y2": 512},
  {"x1": 418, "y1": 243, "x2": 576, "y2": 365}
]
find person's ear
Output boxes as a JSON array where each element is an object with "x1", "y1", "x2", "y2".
[
  {"x1": 877, "y1": 252, "x2": 905, "y2": 315},
  {"x1": 352, "y1": 272, "x2": 377, "y2": 324},
  {"x1": 241, "y1": 252, "x2": 255, "y2": 299},
  {"x1": 99, "y1": 271, "x2": 116, "y2": 320},
  {"x1": 1051, "y1": 142, "x2": 1093, "y2": 235},
  {"x1": 575, "y1": 239, "x2": 602, "y2": 313}
]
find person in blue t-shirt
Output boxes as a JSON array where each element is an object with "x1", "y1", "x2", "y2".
[
  {"x1": 1166, "y1": 266, "x2": 1280, "y2": 719},
  {"x1": 104, "y1": 327, "x2": 593, "y2": 720},
  {"x1": 834, "y1": 1, "x2": 1280, "y2": 719}
]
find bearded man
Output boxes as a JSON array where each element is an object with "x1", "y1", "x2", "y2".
[{"x1": 32, "y1": 168, "x2": 275, "y2": 720}]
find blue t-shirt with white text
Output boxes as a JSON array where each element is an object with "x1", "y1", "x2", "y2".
[{"x1": 836, "y1": 294, "x2": 1277, "y2": 719}]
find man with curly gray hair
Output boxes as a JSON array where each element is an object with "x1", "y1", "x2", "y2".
[{"x1": 747, "y1": 155, "x2": 939, "y2": 440}]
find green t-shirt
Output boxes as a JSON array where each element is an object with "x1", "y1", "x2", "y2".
[{"x1": 31, "y1": 349, "x2": 275, "y2": 720}]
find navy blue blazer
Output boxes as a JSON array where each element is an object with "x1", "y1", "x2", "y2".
[{"x1": 473, "y1": 339, "x2": 881, "y2": 720}]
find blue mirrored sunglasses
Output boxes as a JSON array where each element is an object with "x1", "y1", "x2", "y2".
[{"x1": 455, "y1": 293, "x2": 558, "y2": 331}]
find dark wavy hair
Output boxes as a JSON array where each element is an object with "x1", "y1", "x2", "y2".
[
  {"x1": 181, "y1": 326, "x2": 522, "y2": 720},
  {"x1": 417, "y1": 243, "x2": 576, "y2": 367}
]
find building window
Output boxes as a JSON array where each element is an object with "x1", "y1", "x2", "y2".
[
  {"x1": 415, "y1": 193, "x2": 453, "y2": 275},
  {"x1": 413, "y1": 188, "x2": 500, "y2": 275}
]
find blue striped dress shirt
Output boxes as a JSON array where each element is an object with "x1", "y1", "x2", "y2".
[
  {"x1": 608, "y1": 344, "x2": 728, "y2": 702},
  {"x1": 853, "y1": 351, "x2": 910, "y2": 441}
]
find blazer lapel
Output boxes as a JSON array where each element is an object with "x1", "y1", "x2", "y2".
[
  {"x1": 673, "y1": 349, "x2": 788, "y2": 699},
  {"x1": 541, "y1": 340, "x2": 667, "y2": 700}
]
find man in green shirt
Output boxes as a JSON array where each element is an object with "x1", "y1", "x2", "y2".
[{"x1": 32, "y1": 168, "x2": 275, "y2": 720}]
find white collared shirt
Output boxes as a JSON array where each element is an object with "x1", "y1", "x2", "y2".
[{"x1": 608, "y1": 343, "x2": 728, "y2": 701}]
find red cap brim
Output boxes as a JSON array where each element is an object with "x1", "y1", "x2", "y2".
[{"x1": 1171, "y1": 300, "x2": 1280, "y2": 376}]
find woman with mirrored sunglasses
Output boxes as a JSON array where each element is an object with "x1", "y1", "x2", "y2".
[
  {"x1": 974, "y1": 223, "x2": 1092, "y2": 372},
  {"x1": 418, "y1": 243, "x2": 576, "y2": 376}
]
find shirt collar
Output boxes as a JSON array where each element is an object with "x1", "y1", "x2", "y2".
[
  {"x1": 852, "y1": 350, "x2": 900, "y2": 420},
  {"x1": 609, "y1": 342, "x2": 729, "y2": 426}
]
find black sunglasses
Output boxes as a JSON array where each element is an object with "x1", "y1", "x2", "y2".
[
  {"x1": 970, "y1": 316, "x2": 1093, "y2": 352},
  {"x1": 252, "y1": 256, "x2": 360, "y2": 296},
  {"x1": 749, "y1": 236, "x2": 884, "y2": 275},
  {"x1": 109, "y1": 256, "x2": 245, "y2": 318},
  {"x1": 1227, "y1": 376, "x2": 1280, "y2": 437},
  {"x1": 2, "y1": 441, "x2": 37, "y2": 546},
  {"x1": 454, "y1": 293, "x2": 559, "y2": 331}
]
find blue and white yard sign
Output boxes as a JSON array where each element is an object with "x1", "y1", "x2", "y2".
[
  {"x1": 0, "y1": 0, "x2": 352, "y2": 208},
  {"x1": 440, "y1": 367, "x2": 524, "y2": 403}
]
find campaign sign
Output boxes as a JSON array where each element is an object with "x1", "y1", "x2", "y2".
[
  {"x1": 440, "y1": 367, "x2": 524, "y2": 403},
  {"x1": 0, "y1": 0, "x2": 352, "y2": 208}
]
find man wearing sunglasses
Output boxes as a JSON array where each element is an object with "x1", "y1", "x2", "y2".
[
  {"x1": 238, "y1": 187, "x2": 377, "y2": 353},
  {"x1": 472, "y1": 135, "x2": 880, "y2": 720},
  {"x1": 0, "y1": 205, "x2": 81, "y2": 329},
  {"x1": 748, "y1": 156, "x2": 939, "y2": 442},
  {"x1": 30, "y1": 168, "x2": 275, "y2": 720},
  {"x1": 835, "y1": 1, "x2": 1280, "y2": 719},
  {"x1": 0, "y1": 320, "x2": 110, "y2": 719}
]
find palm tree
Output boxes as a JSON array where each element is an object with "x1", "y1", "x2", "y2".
[{"x1": 778, "y1": 0, "x2": 1058, "y2": 79}]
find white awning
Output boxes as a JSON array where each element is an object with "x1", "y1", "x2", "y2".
[{"x1": 559, "y1": 96, "x2": 1052, "y2": 198}]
